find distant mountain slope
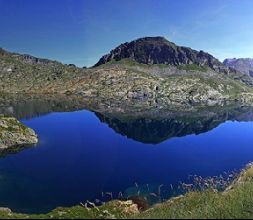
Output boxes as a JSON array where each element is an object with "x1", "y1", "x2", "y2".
[
  {"x1": 224, "y1": 58, "x2": 253, "y2": 77},
  {"x1": 0, "y1": 48, "x2": 57, "y2": 65}
]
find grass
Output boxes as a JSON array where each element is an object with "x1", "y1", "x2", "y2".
[
  {"x1": 177, "y1": 64, "x2": 208, "y2": 72},
  {"x1": 0, "y1": 200, "x2": 138, "y2": 219},
  {"x1": 99, "y1": 58, "x2": 172, "y2": 69},
  {"x1": 133, "y1": 164, "x2": 253, "y2": 219},
  {"x1": 0, "y1": 116, "x2": 30, "y2": 133},
  {"x1": 99, "y1": 59, "x2": 209, "y2": 72},
  {"x1": 134, "y1": 187, "x2": 253, "y2": 219}
]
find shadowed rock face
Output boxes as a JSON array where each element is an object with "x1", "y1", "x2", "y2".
[
  {"x1": 94, "y1": 37, "x2": 226, "y2": 72},
  {"x1": 224, "y1": 58, "x2": 253, "y2": 77}
]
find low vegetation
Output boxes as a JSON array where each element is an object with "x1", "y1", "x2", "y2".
[
  {"x1": 0, "y1": 200, "x2": 138, "y2": 219},
  {"x1": 177, "y1": 64, "x2": 208, "y2": 72},
  {"x1": 135, "y1": 165, "x2": 253, "y2": 219}
]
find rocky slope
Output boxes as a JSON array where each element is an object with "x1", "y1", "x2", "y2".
[
  {"x1": 0, "y1": 47, "x2": 84, "y2": 93},
  {"x1": 0, "y1": 115, "x2": 38, "y2": 151},
  {"x1": 224, "y1": 58, "x2": 253, "y2": 77}
]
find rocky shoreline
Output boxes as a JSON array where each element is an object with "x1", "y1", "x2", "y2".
[{"x1": 0, "y1": 115, "x2": 38, "y2": 152}]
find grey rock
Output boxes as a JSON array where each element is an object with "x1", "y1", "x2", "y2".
[
  {"x1": 0, "y1": 115, "x2": 38, "y2": 150},
  {"x1": 224, "y1": 58, "x2": 253, "y2": 77}
]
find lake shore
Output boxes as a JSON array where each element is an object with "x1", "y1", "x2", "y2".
[{"x1": 0, "y1": 163, "x2": 253, "y2": 219}]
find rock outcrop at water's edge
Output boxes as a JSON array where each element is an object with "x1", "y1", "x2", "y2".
[{"x1": 0, "y1": 115, "x2": 38, "y2": 151}]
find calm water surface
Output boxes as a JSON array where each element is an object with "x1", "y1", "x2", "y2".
[{"x1": 1, "y1": 98, "x2": 253, "y2": 213}]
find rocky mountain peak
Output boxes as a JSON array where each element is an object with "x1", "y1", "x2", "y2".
[{"x1": 94, "y1": 36, "x2": 225, "y2": 72}]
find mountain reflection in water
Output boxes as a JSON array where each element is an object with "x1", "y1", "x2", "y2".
[{"x1": 1, "y1": 94, "x2": 253, "y2": 144}]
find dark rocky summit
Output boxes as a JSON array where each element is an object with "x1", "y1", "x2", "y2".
[
  {"x1": 224, "y1": 58, "x2": 253, "y2": 77},
  {"x1": 95, "y1": 37, "x2": 227, "y2": 72}
]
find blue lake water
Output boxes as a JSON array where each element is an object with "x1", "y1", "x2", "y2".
[{"x1": 1, "y1": 106, "x2": 253, "y2": 213}]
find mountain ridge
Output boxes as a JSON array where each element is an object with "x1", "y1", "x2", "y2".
[{"x1": 0, "y1": 47, "x2": 58, "y2": 65}]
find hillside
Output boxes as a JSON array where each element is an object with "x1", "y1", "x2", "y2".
[{"x1": 1, "y1": 38, "x2": 253, "y2": 108}]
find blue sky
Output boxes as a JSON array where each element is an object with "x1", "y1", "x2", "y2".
[{"x1": 0, "y1": 0, "x2": 253, "y2": 67}]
